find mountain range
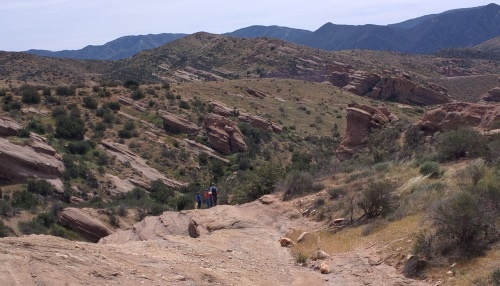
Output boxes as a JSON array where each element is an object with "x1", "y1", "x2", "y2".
[{"x1": 24, "y1": 3, "x2": 500, "y2": 60}]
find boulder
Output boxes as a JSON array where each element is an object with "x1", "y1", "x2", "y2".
[
  {"x1": 310, "y1": 250, "x2": 331, "y2": 261},
  {"x1": 297, "y1": 232, "x2": 310, "y2": 243},
  {"x1": 336, "y1": 104, "x2": 397, "y2": 160},
  {"x1": 279, "y1": 237, "x2": 295, "y2": 247},
  {"x1": 204, "y1": 114, "x2": 247, "y2": 155},
  {"x1": 104, "y1": 174, "x2": 136, "y2": 195},
  {"x1": 0, "y1": 116, "x2": 21, "y2": 136},
  {"x1": 100, "y1": 140, "x2": 186, "y2": 188},
  {"x1": 482, "y1": 87, "x2": 500, "y2": 102},
  {"x1": 416, "y1": 102, "x2": 500, "y2": 134},
  {"x1": 246, "y1": 88, "x2": 269, "y2": 98},
  {"x1": 238, "y1": 113, "x2": 282, "y2": 134},
  {"x1": 159, "y1": 111, "x2": 199, "y2": 135},
  {"x1": 0, "y1": 137, "x2": 65, "y2": 181},
  {"x1": 59, "y1": 208, "x2": 113, "y2": 242},
  {"x1": 319, "y1": 263, "x2": 330, "y2": 274}
]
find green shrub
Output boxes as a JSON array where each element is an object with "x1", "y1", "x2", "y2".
[
  {"x1": 51, "y1": 106, "x2": 67, "y2": 118},
  {"x1": 149, "y1": 180, "x2": 175, "y2": 204},
  {"x1": 357, "y1": 180, "x2": 395, "y2": 218},
  {"x1": 50, "y1": 224, "x2": 80, "y2": 240},
  {"x1": 282, "y1": 171, "x2": 323, "y2": 200},
  {"x1": 492, "y1": 269, "x2": 500, "y2": 286},
  {"x1": 17, "y1": 128, "x2": 31, "y2": 137},
  {"x1": 82, "y1": 96, "x2": 98, "y2": 109},
  {"x1": 107, "y1": 101, "x2": 120, "y2": 110},
  {"x1": 26, "y1": 120, "x2": 47, "y2": 135},
  {"x1": 124, "y1": 80, "x2": 139, "y2": 89},
  {"x1": 11, "y1": 191, "x2": 38, "y2": 210},
  {"x1": 178, "y1": 100, "x2": 190, "y2": 109},
  {"x1": 175, "y1": 194, "x2": 193, "y2": 211},
  {"x1": 55, "y1": 86, "x2": 76, "y2": 96},
  {"x1": 435, "y1": 128, "x2": 487, "y2": 161},
  {"x1": 232, "y1": 163, "x2": 284, "y2": 204},
  {"x1": 26, "y1": 179, "x2": 54, "y2": 196},
  {"x1": 66, "y1": 140, "x2": 95, "y2": 154},
  {"x1": 0, "y1": 220, "x2": 12, "y2": 237},
  {"x1": 295, "y1": 252, "x2": 308, "y2": 264},
  {"x1": 21, "y1": 88, "x2": 41, "y2": 104},
  {"x1": 130, "y1": 90, "x2": 145, "y2": 100},
  {"x1": 55, "y1": 115, "x2": 85, "y2": 140},
  {"x1": 117, "y1": 129, "x2": 133, "y2": 139},
  {"x1": 328, "y1": 188, "x2": 346, "y2": 200},
  {"x1": 419, "y1": 161, "x2": 441, "y2": 178}
]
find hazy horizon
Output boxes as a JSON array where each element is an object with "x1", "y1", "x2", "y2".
[{"x1": 1, "y1": 0, "x2": 497, "y2": 52}]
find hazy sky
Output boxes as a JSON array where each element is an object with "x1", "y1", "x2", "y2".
[{"x1": 0, "y1": 0, "x2": 497, "y2": 51}]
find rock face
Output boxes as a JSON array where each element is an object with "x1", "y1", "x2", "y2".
[
  {"x1": 371, "y1": 77, "x2": 449, "y2": 105},
  {"x1": 336, "y1": 104, "x2": 398, "y2": 160},
  {"x1": 482, "y1": 87, "x2": 500, "y2": 102},
  {"x1": 100, "y1": 140, "x2": 186, "y2": 188},
  {"x1": 209, "y1": 100, "x2": 236, "y2": 117},
  {"x1": 416, "y1": 102, "x2": 500, "y2": 133},
  {"x1": 329, "y1": 71, "x2": 449, "y2": 105},
  {"x1": 204, "y1": 114, "x2": 247, "y2": 155},
  {"x1": 0, "y1": 137, "x2": 65, "y2": 181},
  {"x1": 59, "y1": 208, "x2": 113, "y2": 242},
  {"x1": 159, "y1": 111, "x2": 199, "y2": 135},
  {"x1": 0, "y1": 116, "x2": 21, "y2": 136}
]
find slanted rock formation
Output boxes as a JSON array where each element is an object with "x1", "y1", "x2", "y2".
[
  {"x1": 0, "y1": 137, "x2": 65, "y2": 181},
  {"x1": 0, "y1": 116, "x2": 21, "y2": 136},
  {"x1": 336, "y1": 104, "x2": 398, "y2": 160},
  {"x1": 209, "y1": 100, "x2": 282, "y2": 133},
  {"x1": 329, "y1": 70, "x2": 449, "y2": 105},
  {"x1": 100, "y1": 140, "x2": 186, "y2": 188},
  {"x1": 159, "y1": 111, "x2": 199, "y2": 135},
  {"x1": 416, "y1": 102, "x2": 500, "y2": 133},
  {"x1": 203, "y1": 114, "x2": 247, "y2": 155},
  {"x1": 59, "y1": 208, "x2": 113, "y2": 242}
]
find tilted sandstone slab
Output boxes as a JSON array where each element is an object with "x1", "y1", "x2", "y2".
[
  {"x1": 0, "y1": 116, "x2": 21, "y2": 136},
  {"x1": 238, "y1": 113, "x2": 282, "y2": 134},
  {"x1": 482, "y1": 87, "x2": 500, "y2": 102},
  {"x1": 0, "y1": 137, "x2": 65, "y2": 181},
  {"x1": 159, "y1": 111, "x2": 199, "y2": 135},
  {"x1": 371, "y1": 77, "x2": 449, "y2": 105},
  {"x1": 416, "y1": 102, "x2": 500, "y2": 133},
  {"x1": 204, "y1": 114, "x2": 247, "y2": 155},
  {"x1": 59, "y1": 208, "x2": 113, "y2": 242},
  {"x1": 336, "y1": 104, "x2": 398, "y2": 160},
  {"x1": 100, "y1": 140, "x2": 187, "y2": 188}
]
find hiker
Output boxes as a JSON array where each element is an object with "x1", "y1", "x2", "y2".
[
  {"x1": 210, "y1": 184, "x2": 218, "y2": 206},
  {"x1": 204, "y1": 189, "x2": 211, "y2": 208},
  {"x1": 195, "y1": 192, "x2": 202, "y2": 209}
]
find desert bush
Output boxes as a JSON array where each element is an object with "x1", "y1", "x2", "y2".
[
  {"x1": 123, "y1": 80, "x2": 139, "y2": 89},
  {"x1": 0, "y1": 220, "x2": 12, "y2": 237},
  {"x1": 55, "y1": 115, "x2": 85, "y2": 140},
  {"x1": 107, "y1": 101, "x2": 120, "y2": 110},
  {"x1": 328, "y1": 188, "x2": 346, "y2": 200},
  {"x1": 288, "y1": 151, "x2": 313, "y2": 172},
  {"x1": 18, "y1": 212, "x2": 56, "y2": 235},
  {"x1": 492, "y1": 269, "x2": 500, "y2": 286},
  {"x1": 198, "y1": 153, "x2": 208, "y2": 165},
  {"x1": 17, "y1": 127, "x2": 31, "y2": 137},
  {"x1": 66, "y1": 140, "x2": 95, "y2": 155},
  {"x1": 130, "y1": 89, "x2": 144, "y2": 100},
  {"x1": 232, "y1": 162, "x2": 283, "y2": 204},
  {"x1": 149, "y1": 180, "x2": 175, "y2": 204},
  {"x1": 295, "y1": 252, "x2": 308, "y2": 264},
  {"x1": 419, "y1": 161, "x2": 441, "y2": 178},
  {"x1": 50, "y1": 224, "x2": 80, "y2": 240},
  {"x1": 26, "y1": 120, "x2": 48, "y2": 135},
  {"x1": 26, "y1": 179, "x2": 54, "y2": 196},
  {"x1": 357, "y1": 180, "x2": 395, "y2": 219},
  {"x1": 11, "y1": 191, "x2": 38, "y2": 210},
  {"x1": 282, "y1": 171, "x2": 323, "y2": 200},
  {"x1": 175, "y1": 194, "x2": 193, "y2": 211},
  {"x1": 55, "y1": 86, "x2": 76, "y2": 96},
  {"x1": 435, "y1": 128, "x2": 487, "y2": 161},
  {"x1": 82, "y1": 96, "x2": 98, "y2": 109},
  {"x1": 51, "y1": 106, "x2": 67, "y2": 118},
  {"x1": 178, "y1": 100, "x2": 190, "y2": 109},
  {"x1": 21, "y1": 88, "x2": 41, "y2": 104}
]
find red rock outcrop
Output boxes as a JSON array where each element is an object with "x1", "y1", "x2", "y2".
[
  {"x1": 100, "y1": 140, "x2": 186, "y2": 188},
  {"x1": 336, "y1": 104, "x2": 398, "y2": 160},
  {"x1": 204, "y1": 114, "x2": 247, "y2": 155},
  {"x1": 0, "y1": 116, "x2": 21, "y2": 136},
  {"x1": 159, "y1": 111, "x2": 199, "y2": 135},
  {"x1": 371, "y1": 77, "x2": 449, "y2": 105},
  {"x1": 416, "y1": 102, "x2": 500, "y2": 133},
  {"x1": 118, "y1": 96, "x2": 147, "y2": 112},
  {"x1": 245, "y1": 88, "x2": 269, "y2": 98},
  {"x1": 59, "y1": 208, "x2": 113, "y2": 242},
  {"x1": 482, "y1": 87, "x2": 500, "y2": 102},
  {"x1": 0, "y1": 137, "x2": 65, "y2": 181},
  {"x1": 342, "y1": 72, "x2": 381, "y2": 95},
  {"x1": 209, "y1": 100, "x2": 236, "y2": 117},
  {"x1": 238, "y1": 113, "x2": 282, "y2": 134},
  {"x1": 329, "y1": 70, "x2": 449, "y2": 105}
]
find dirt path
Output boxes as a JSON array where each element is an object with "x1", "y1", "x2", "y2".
[{"x1": 0, "y1": 195, "x2": 428, "y2": 285}]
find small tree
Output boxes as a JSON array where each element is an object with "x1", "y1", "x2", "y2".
[
  {"x1": 21, "y1": 88, "x2": 41, "y2": 104},
  {"x1": 358, "y1": 180, "x2": 394, "y2": 219}
]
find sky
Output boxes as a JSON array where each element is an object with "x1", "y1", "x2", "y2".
[{"x1": 0, "y1": 0, "x2": 498, "y2": 52}]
